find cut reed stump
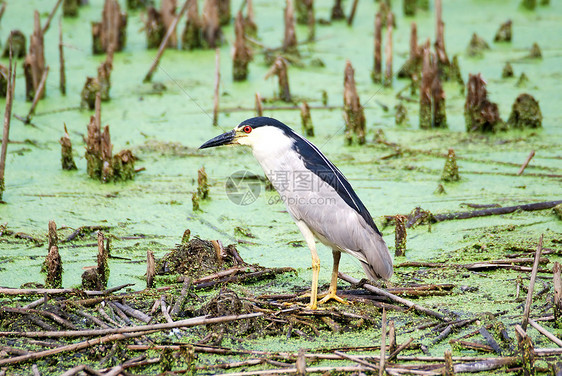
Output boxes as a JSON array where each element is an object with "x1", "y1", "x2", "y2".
[
  {"x1": 441, "y1": 148, "x2": 459, "y2": 182},
  {"x1": 371, "y1": 12, "x2": 382, "y2": 84},
  {"x1": 331, "y1": 0, "x2": 345, "y2": 21},
  {"x1": 60, "y1": 124, "x2": 77, "y2": 171},
  {"x1": 202, "y1": 0, "x2": 222, "y2": 48},
  {"x1": 197, "y1": 166, "x2": 209, "y2": 200},
  {"x1": 494, "y1": 20, "x2": 512, "y2": 42},
  {"x1": 255, "y1": 92, "x2": 263, "y2": 116},
  {"x1": 81, "y1": 51, "x2": 114, "y2": 109},
  {"x1": 145, "y1": 7, "x2": 166, "y2": 49},
  {"x1": 2, "y1": 30, "x2": 26, "y2": 59},
  {"x1": 24, "y1": 11, "x2": 46, "y2": 102},
  {"x1": 432, "y1": 58, "x2": 447, "y2": 128},
  {"x1": 45, "y1": 245, "x2": 63, "y2": 289},
  {"x1": 502, "y1": 62, "x2": 514, "y2": 78},
  {"x1": 147, "y1": 250, "x2": 156, "y2": 288},
  {"x1": 300, "y1": 101, "x2": 314, "y2": 137},
  {"x1": 464, "y1": 73, "x2": 504, "y2": 132},
  {"x1": 85, "y1": 94, "x2": 136, "y2": 183},
  {"x1": 232, "y1": 11, "x2": 252, "y2": 81},
  {"x1": 63, "y1": 0, "x2": 80, "y2": 17},
  {"x1": 507, "y1": 93, "x2": 542, "y2": 129},
  {"x1": 218, "y1": 0, "x2": 230, "y2": 26},
  {"x1": 266, "y1": 56, "x2": 291, "y2": 103},
  {"x1": 343, "y1": 60, "x2": 365, "y2": 145},
  {"x1": 466, "y1": 33, "x2": 489, "y2": 57},
  {"x1": 283, "y1": 0, "x2": 299, "y2": 55},
  {"x1": 181, "y1": 0, "x2": 203, "y2": 50},
  {"x1": 243, "y1": 0, "x2": 257, "y2": 38},
  {"x1": 397, "y1": 23, "x2": 421, "y2": 82},
  {"x1": 92, "y1": 0, "x2": 127, "y2": 55}
]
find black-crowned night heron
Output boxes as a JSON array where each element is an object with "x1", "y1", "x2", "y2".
[{"x1": 200, "y1": 117, "x2": 393, "y2": 309}]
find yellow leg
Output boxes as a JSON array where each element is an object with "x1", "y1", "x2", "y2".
[
  {"x1": 318, "y1": 250, "x2": 348, "y2": 305},
  {"x1": 295, "y1": 221, "x2": 320, "y2": 310}
]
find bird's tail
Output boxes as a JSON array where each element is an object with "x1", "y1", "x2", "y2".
[{"x1": 359, "y1": 235, "x2": 393, "y2": 281}]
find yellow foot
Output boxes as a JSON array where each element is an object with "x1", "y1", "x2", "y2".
[{"x1": 318, "y1": 291, "x2": 349, "y2": 305}]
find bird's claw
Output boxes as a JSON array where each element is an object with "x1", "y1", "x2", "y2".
[{"x1": 318, "y1": 291, "x2": 348, "y2": 305}]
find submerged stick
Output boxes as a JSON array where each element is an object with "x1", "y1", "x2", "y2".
[
  {"x1": 144, "y1": 0, "x2": 190, "y2": 82},
  {"x1": 522, "y1": 235, "x2": 543, "y2": 331},
  {"x1": 339, "y1": 273, "x2": 447, "y2": 321},
  {"x1": 433, "y1": 200, "x2": 562, "y2": 222}
]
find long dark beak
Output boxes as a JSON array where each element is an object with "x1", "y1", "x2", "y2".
[{"x1": 199, "y1": 130, "x2": 236, "y2": 149}]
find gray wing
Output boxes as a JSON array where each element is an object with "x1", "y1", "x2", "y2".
[{"x1": 285, "y1": 177, "x2": 393, "y2": 281}]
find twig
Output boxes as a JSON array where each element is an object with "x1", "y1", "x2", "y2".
[
  {"x1": 518, "y1": 150, "x2": 535, "y2": 175},
  {"x1": 143, "y1": 0, "x2": 190, "y2": 82},
  {"x1": 334, "y1": 351, "x2": 378, "y2": 371},
  {"x1": 339, "y1": 273, "x2": 448, "y2": 321},
  {"x1": 42, "y1": 0, "x2": 63, "y2": 34},
  {"x1": 21, "y1": 66, "x2": 50, "y2": 124},
  {"x1": 522, "y1": 235, "x2": 543, "y2": 331},
  {"x1": 528, "y1": 319, "x2": 562, "y2": 347},
  {"x1": 0, "y1": 312, "x2": 263, "y2": 338},
  {"x1": 0, "y1": 331, "x2": 157, "y2": 366}
]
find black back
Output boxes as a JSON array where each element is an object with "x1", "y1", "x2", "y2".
[{"x1": 239, "y1": 117, "x2": 383, "y2": 236}]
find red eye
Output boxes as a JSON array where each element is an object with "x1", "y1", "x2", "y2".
[{"x1": 243, "y1": 125, "x2": 252, "y2": 134}]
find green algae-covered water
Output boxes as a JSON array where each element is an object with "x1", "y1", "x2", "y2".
[{"x1": 0, "y1": 0, "x2": 561, "y2": 372}]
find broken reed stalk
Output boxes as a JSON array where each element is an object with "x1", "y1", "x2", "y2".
[
  {"x1": 181, "y1": 0, "x2": 203, "y2": 50},
  {"x1": 266, "y1": 56, "x2": 291, "y2": 102},
  {"x1": 372, "y1": 12, "x2": 382, "y2": 83},
  {"x1": 432, "y1": 57, "x2": 447, "y2": 128},
  {"x1": 347, "y1": 0, "x2": 359, "y2": 26},
  {"x1": 60, "y1": 124, "x2": 77, "y2": 170},
  {"x1": 147, "y1": 250, "x2": 155, "y2": 288},
  {"x1": 387, "y1": 320, "x2": 396, "y2": 354},
  {"x1": 213, "y1": 48, "x2": 220, "y2": 126},
  {"x1": 202, "y1": 0, "x2": 221, "y2": 48},
  {"x1": 197, "y1": 166, "x2": 209, "y2": 199},
  {"x1": 92, "y1": 0, "x2": 127, "y2": 54},
  {"x1": 434, "y1": 0, "x2": 448, "y2": 66},
  {"x1": 394, "y1": 215, "x2": 407, "y2": 257},
  {"x1": 45, "y1": 245, "x2": 63, "y2": 289},
  {"x1": 379, "y1": 308, "x2": 387, "y2": 376},
  {"x1": 97, "y1": 231, "x2": 109, "y2": 290},
  {"x1": 232, "y1": 11, "x2": 252, "y2": 81},
  {"x1": 283, "y1": 0, "x2": 298, "y2": 54},
  {"x1": 255, "y1": 92, "x2": 263, "y2": 116},
  {"x1": 521, "y1": 235, "x2": 543, "y2": 331},
  {"x1": 0, "y1": 331, "x2": 157, "y2": 367},
  {"x1": 517, "y1": 150, "x2": 535, "y2": 175},
  {"x1": 515, "y1": 325, "x2": 535, "y2": 376},
  {"x1": 383, "y1": 12, "x2": 393, "y2": 87},
  {"x1": 465, "y1": 73, "x2": 503, "y2": 132},
  {"x1": 24, "y1": 11, "x2": 46, "y2": 102},
  {"x1": 343, "y1": 60, "x2": 366, "y2": 145},
  {"x1": 144, "y1": 0, "x2": 190, "y2": 82},
  {"x1": 419, "y1": 44, "x2": 432, "y2": 129},
  {"x1": 300, "y1": 101, "x2": 314, "y2": 137},
  {"x1": 59, "y1": 18, "x2": 66, "y2": 95},
  {"x1": 0, "y1": 46, "x2": 15, "y2": 202},
  {"x1": 42, "y1": 0, "x2": 63, "y2": 34},
  {"x1": 554, "y1": 262, "x2": 562, "y2": 325}
]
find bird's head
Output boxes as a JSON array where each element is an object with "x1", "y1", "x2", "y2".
[{"x1": 199, "y1": 117, "x2": 293, "y2": 150}]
